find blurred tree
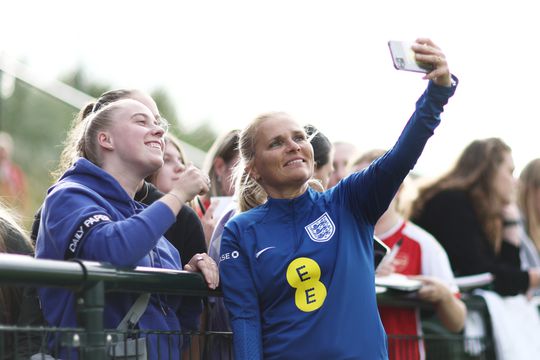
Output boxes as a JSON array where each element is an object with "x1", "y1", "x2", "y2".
[
  {"x1": 0, "y1": 76, "x2": 76, "y2": 228},
  {"x1": 61, "y1": 67, "x2": 217, "y2": 151},
  {"x1": 0, "y1": 66, "x2": 216, "y2": 230},
  {"x1": 150, "y1": 89, "x2": 216, "y2": 151},
  {"x1": 60, "y1": 67, "x2": 109, "y2": 98},
  {"x1": 187, "y1": 122, "x2": 218, "y2": 151}
]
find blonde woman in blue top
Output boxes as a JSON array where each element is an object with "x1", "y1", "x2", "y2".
[{"x1": 219, "y1": 38, "x2": 457, "y2": 360}]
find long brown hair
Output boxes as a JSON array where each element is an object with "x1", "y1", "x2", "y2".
[
  {"x1": 411, "y1": 138, "x2": 511, "y2": 253},
  {"x1": 203, "y1": 129, "x2": 240, "y2": 197},
  {"x1": 518, "y1": 158, "x2": 540, "y2": 250}
]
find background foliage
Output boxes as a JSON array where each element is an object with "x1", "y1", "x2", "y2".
[{"x1": 0, "y1": 67, "x2": 215, "y2": 230}]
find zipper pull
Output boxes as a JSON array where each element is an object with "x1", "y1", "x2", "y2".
[{"x1": 160, "y1": 303, "x2": 167, "y2": 316}]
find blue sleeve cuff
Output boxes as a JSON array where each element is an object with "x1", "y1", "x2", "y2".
[{"x1": 426, "y1": 74, "x2": 459, "y2": 103}]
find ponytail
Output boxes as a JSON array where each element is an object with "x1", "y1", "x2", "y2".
[{"x1": 233, "y1": 160, "x2": 267, "y2": 213}]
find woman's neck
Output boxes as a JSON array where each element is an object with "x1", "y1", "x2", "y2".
[
  {"x1": 265, "y1": 182, "x2": 309, "y2": 199},
  {"x1": 101, "y1": 164, "x2": 143, "y2": 198}
]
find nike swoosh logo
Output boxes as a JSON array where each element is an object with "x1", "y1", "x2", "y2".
[{"x1": 255, "y1": 246, "x2": 276, "y2": 259}]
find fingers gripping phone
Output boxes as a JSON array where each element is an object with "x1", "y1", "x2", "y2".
[{"x1": 388, "y1": 41, "x2": 433, "y2": 73}]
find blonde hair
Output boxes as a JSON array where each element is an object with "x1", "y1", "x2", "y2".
[
  {"x1": 518, "y1": 158, "x2": 540, "y2": 250},
  {"x1": 0, "y1": 202, "x2": 33, "y2": 324},
  {"x1": 76, "y1": 102, "x2": 122, "y2": 167},
  {"x1": 233, "y1": 114, "x2": 273, "y2": 212},
  {"x1": 53, "y1": 89, "x2": 139, "y2": 179},
  {"x1": 146, "y1": 133, "x2": 188, "y2": 185},
  {"x1": 0, "y1": 203, "x2": 32, "y2": 252}
]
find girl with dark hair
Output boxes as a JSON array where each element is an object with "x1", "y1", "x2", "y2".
[{"x1": 304, "y1": 124, "x2": 334, "y2": 190}]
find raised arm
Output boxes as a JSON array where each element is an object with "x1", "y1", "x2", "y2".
[{"x1": 343, "y1": 39, "x2": 457, "y2": 223}]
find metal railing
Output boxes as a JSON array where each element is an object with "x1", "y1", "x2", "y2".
[
  {"x1": 0, "y1": 253, "x2": 495, "y2": 359},
  {"x1": 0, "y1": 253, "x2": 220, "y2": 359}
]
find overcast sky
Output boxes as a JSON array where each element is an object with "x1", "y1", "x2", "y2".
[{"x1": 2, "y1": 0, "x2": 538, "y2": 178}]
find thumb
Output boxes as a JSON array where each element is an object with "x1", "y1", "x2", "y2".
[
  {"x1": 410, "y1": 275, "x2": 430, "y2": 282},
  {"x1": 184, "y1": 264, "x2": 194, "y2": 272}
]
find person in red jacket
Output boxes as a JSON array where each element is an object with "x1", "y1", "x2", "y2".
[{"x1": 351, "y1": 149, "x2": 466, "y2": 360}]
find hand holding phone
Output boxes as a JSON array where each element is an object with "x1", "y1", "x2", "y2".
[
  {"x1": 388, "y1": 41, "x2": 434, "y2": 73},
  {"x1": 373, "y1": 236, "x2": 390, "y2": 268},
  {"x1": 379, "y1": 238, "x2": 403, "y2": 267}
]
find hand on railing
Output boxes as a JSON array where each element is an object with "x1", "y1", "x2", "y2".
[
  {"x1": 412, "y1": 275, "x2": 467, "y2": 332},
  {"x1": 184, "y1": 253, "x2": 219, "y2": 290}
]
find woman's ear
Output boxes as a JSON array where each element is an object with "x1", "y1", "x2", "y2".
[
  {"x1": 247, "y1": 163, "x2": 261, "y2": 182},
  {"x1": 213, "y1": 157, "x2": 226, "y2": 178},
  {"x1": 97, "y1": 131, "x2": 114, "y2": 151}
]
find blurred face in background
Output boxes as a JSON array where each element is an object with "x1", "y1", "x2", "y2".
[
  {"x1": 329, "y1": 142, "x2": 357, "y2": 188},
  {"x1": 493, "y1": 151, "x2": 516, "y2": 205},
  {"x1": 313, "y1": 147, "x2": 334, "y2": 190},
  {"x1": 153, "y1": 141, "x2": 186, "y2": 193},
  {"x1": 214, "y1": 154, "x2": 239, "y2": 196}
]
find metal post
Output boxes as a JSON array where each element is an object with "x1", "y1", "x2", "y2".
[{"x1": 78, "y1": 281, "x2": 107, "y2": 359}]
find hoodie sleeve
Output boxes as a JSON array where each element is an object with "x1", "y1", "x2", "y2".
[{"x1": 37, "y1": 183, "x2": 176, "y2": 266}]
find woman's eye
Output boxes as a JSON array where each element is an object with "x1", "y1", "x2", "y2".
[
  {"x1": 294, "y1": 135, "x2": 307, "y2": 142},
  {"x1": 269, "y1": 140, "x2": 282, "y2": 148}
]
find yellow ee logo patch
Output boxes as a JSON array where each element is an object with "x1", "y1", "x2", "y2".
[{"x1": 286, "y1": 257, "x2": 327, "y2": 312}]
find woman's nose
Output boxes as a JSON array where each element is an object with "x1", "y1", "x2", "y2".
[
  {"x1": 286, "y1": 138, "x2": 301, "y2": 152},
  {"x1": 175, "y1": 161, "x2": 186, "y2": 173},
  {"x1": 152, "y1": 126, "x2": 165, "y2": 137}
]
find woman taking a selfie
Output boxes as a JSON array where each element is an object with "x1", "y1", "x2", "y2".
[{"x1": 219, "y1": 38, "x2": 457, "y2": 360}]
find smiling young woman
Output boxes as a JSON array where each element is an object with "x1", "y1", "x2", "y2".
[{"x1": 35, "y1": 97, "x2": 218, "y2": 359}]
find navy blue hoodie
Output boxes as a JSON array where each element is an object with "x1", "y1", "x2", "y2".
[{"x1": 35, "y1": 158, "x2": 197, "y2": 359}]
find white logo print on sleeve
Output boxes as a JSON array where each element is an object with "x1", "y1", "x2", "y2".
[
  {"x1": 220, "y1": 250, "x2": 239, "y2": 262},
  {"x1": 304, "y1": 212, "x2": 335, "y2": 242}
]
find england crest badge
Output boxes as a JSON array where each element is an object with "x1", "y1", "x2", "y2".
[{"x1": 305, "y1": 212, "x2": 336, "y2": 242}]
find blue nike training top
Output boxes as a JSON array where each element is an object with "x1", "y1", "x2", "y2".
[{"x1": 219, "y1": 77, "x2": 458, "y2": 360}]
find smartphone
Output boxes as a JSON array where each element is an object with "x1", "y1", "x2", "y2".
[
  {"x1": 388, "y1": 41, "x2": 433, "y2": 73},
  {"x1": 373, "y1": 236, "x2": 390, "y2": 268}
]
